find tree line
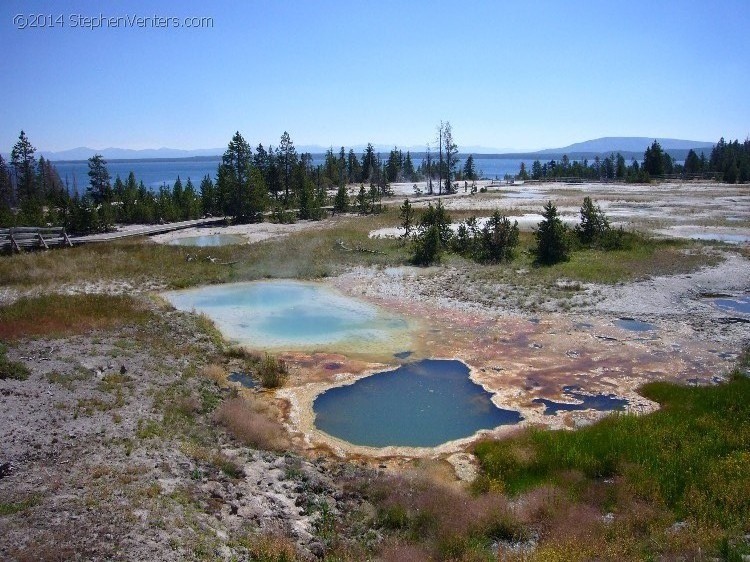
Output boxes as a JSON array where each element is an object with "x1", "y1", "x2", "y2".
[
  {"x1": 0, "y1": 123, "x2": 462, "y2": 232},
  {"x1": 522, "y1": 138, "x2": 750, "y2": 184}
]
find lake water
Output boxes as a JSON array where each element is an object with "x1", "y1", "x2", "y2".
[
  {"x1": 162, "y1": 280, "x2": 412, "y2": 356},
  {"x1": 51, "y1": 156, "x2": 536, "y2": 193},
  {"x1": 313, "y1": 359, "x2": 523, "y2": 447}
]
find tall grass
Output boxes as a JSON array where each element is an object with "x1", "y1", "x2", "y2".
[
  {"x1": 213, "y1": 396, "x2": 289, "y2": 451},
  {"x1": 0, "y1": 294, "x2": 152, "y2": 340},
  {"x1": 473, "y1": 371, "x2": 750, "y2": 530}
]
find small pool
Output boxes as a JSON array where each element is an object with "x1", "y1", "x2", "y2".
[
  {"x1": 712, "y1": 296, "x2": 750, "y2": 315},
  {"x1": 533, "y1": 385, "x2": 628, "y2": 415},
  {"x1": 168, "y1": 234, "x2": 246, "y2": 247},
  {"x1": 228, "y1": 372, "x2": 257, "y2": 388},
  {"x1": 313, "y1": 359, "x2": 523, "y2": 448},
  {"x1": 163, "y1": 280, "x2": 411, "y2": 356},
  {"x1": 686, "y1": 233, "x2": 750, "y2": 244},
  {"x1": 615, "y1": 318, "x2": 656, "y2": 332}
]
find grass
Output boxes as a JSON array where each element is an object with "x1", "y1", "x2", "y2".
[
  {"x1": 0, "y1": 495, "x2": 40, "y2": 515},
  {"x1": 0, "y1": 341, "x2": 30, "y2": 380},
  {"x1": 213, "y1": 396, "x2": 289, "y2": 451},
  {"x1": 472, "y1": 355, "x2": 750, "y2": 559},
  {"x1": 0, "y1": 213, "x2": 410, "y2": 290},
  {"x1": 0, "y1": 294, "x2": 152, "y2": 340}
]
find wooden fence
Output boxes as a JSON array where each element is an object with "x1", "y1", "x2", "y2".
[{"x1": 0, "y1": 227, "x2": 74, "y2": 253}]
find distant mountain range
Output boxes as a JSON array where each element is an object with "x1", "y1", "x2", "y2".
[
  {"x1": 536, "y1": 137, "x2": 714, "y2": 155},
  {"x1": 24, "y1": 136, "x2": 714, "y2": 162}
]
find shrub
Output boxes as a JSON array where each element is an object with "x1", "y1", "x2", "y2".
[{"x1": 257, "y1": 353, "x2": 288, "y2": 388}]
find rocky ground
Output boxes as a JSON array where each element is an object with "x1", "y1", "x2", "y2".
[{"x1": 0, "y1": 307, "x2": 380, "y2": 561}]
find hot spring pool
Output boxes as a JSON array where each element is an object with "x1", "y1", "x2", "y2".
[
  {"x1": 163, "y1": 280, "x2": 412, "y2": 356},
  {"x1": 168, "y1": 234, "x2": 246, "y2": 246},
  {"x1": 313, "y1": 359, "x2": 523, "y2": 448}
]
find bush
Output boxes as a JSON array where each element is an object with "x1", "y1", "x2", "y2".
[{"x1": 257, "y1": 353, "x2": 288, "y2": 388}]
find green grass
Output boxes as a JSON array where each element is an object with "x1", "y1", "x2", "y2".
[
  {"x1": 0, "y1": 495, "x2": 40, "y2": 515},
  {"x1": 0, "y1": 342, "x2": 30, "y2": 380},
  {"x1": 473, "y1": 368, "x2": 750, "y2": 530}
]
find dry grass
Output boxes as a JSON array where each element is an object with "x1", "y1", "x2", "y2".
[
  {"x1": 213, "y1": 396, "x2": 289, "y2": 451},
  {"x1": 236, "y1": 532, "x2": 299, "y2": 562},
  {"x1": 0, "y1": 294, "x2": 152, "y2": 340},
  {"x1": 201, "y1": 363, "x2": 226, "y2": 385},
  {"x1": 257, "y1": 353, "x2": 289, "y2": 388}
]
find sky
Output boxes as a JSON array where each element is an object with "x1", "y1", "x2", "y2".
[{"x1": 1, "y1": 0, "x2": 749, "y2": 153}]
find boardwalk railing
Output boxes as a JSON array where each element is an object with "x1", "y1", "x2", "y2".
[{"x1": 1, "y1": 227, "x2": 74, "y2": 252}]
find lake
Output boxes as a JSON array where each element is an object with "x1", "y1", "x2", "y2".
[{"x1": 50, "y1": 156, "x2": 537, "y2": 192}]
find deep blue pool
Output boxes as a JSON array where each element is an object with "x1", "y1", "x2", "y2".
[
  {"x1": 533, "y1": 385, "x2": 628, "y2": 415},
  {"x1": 313, "y1": 359, "x2": 523, "y2": 448}
]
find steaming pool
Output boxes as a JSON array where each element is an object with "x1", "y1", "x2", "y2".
[{"x1": 163, "y1": 280, "x2": 412, "y2": 356}]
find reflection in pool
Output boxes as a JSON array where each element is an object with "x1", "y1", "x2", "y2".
[
  {"x1": 168, "y1": 234, "x2": 246, "y2": 246},
  {"x1": 313, "y1": 359, "x2": 523, "y2": 448},
  {"x1": 163, "y1": 280, "x2": 411, "y2": 355},
  {"x1": 533, "y1": 385, "x2": 628, "y2": 415}
]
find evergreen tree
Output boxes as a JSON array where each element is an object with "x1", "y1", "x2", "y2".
[
  {"x1": 643, "y1": 140, "x2": 665, "y2": 176},
  {"x1": 518, "y1": 162, "x2": 529, "y2": 180},
  {"x1": 356, "y1": 185, "x2": 369, "y2": 214},
  {"x1": 333, "y1": 185, "x2": 349, "y2": 214},
  {"x1": 534, "y1": 201, "x2": 570, "y2": 264},
  {"x1": 478, "y1": 212, "x2": 520, "y2": 263},
  {"x1": 443, "y1": 122, "x2": 458, "y2": 194},
  {"x1": 531, "y1": 160, "x2": 543, "y2": 180},
  {"x1": 11, "y1": 131, "x2": 38, "y2": 204},
  {"x1": 199, "y1": 174, "x2": 217, "y2": 216},
  {"x1": 399, "y1": 198, "x2": 415, "y2": 238},
  {"x1": 575, "y1": 196, "x2": 610, "y2": 246},
  {"x1": 403, "y1": 151, "x2": 416, "y2": 181},
  {"x1": 277, "y1": 131, "x2": 297, "y2": 204},
  {"x1": 463, "y1": 154, "x2": 477, "y2": 181},
  {"x1": 87, "y1": 154, "x2": 112, "y2": 204}
]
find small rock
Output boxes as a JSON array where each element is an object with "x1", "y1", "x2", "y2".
[
  {"x1": 308, "y1": 541, "x2": 325, "y2": 559},
  {"x1": 120, "y1": 365, "x2": 127, "y2": 374}
]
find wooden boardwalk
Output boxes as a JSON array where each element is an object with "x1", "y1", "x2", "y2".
[{"x1": 71, "y1": 217, "x2": 228, "y2": 244}]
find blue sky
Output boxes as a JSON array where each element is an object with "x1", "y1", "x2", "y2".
[{"x1": 1, "y1": 0, "x2": 748, "y2": 152}]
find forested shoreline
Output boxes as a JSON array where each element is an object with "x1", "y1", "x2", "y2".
[{"x1": 1, "y1": 129, "x2": 747, "y2": 234}]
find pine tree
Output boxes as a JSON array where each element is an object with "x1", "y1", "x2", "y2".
[
  {"x1": 534, "y1": 201, "x2": 570, "y2": 264},
  {"x1": 277, "y1": 131, "x2": 297, "y2": 204},
  {"x1": 11, "y1": 131, "x2": 38, "y2": 205},
  {"x1": 87, "y1": 154, "x2": 112, "y2": 204},
  {"x1": 333, "y1": 185, "x2": 349, "y2": 214},
  {"x1": 463, "y1": 154, "x2": 477, "y2": 181},
  {"x1": 576, "y1": 196, "x2": 610, "y2": 246},
  {"x1": 399, "y1": 198, "x2": 415, "y2": 238}
]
